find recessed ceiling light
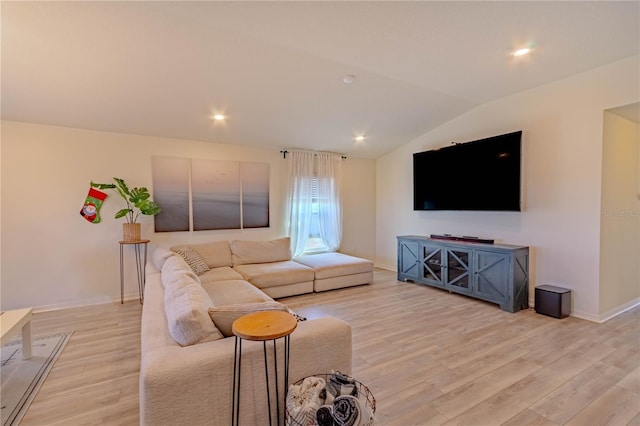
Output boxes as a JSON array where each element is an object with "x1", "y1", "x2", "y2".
[
  {"x1": 212, "y1": 114, "x2": 225, "y2": 121},
  {"x1": 513, "y1": 47, "x2": 531, "y2": 57},
  {"x1": 354, "y1": 135, "x2": 365, "y2": 142},
  {"x1": 343, "y1": 74, "x2": 356, "y2": 84}
]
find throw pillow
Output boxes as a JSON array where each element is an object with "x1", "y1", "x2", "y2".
[
  {"x1": 208, "y1": 301, "x2": 288, "y2": 337},
  {"x1": 164, "y1": 272, "x2": 223, "y2": 346},
  {"x1": 230, "y1": 237, "x2": 292, "y2": 266},
  {"x1": 172, "y1": 247, "x2": 210, "y2": 276},
  {"x1": 175, "y1": 241, "x2": 232, "y2": 268}
]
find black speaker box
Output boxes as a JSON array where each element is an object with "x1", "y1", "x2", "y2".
[{"x1": 535, "y1": 285, "x2": 571, "y2": 319}]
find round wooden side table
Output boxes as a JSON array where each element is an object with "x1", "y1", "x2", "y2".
[{"x1": 231, "y1": 310, "x2": 297, "y2": 426}]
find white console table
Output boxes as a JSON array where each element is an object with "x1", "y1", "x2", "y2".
[{"x1": 1, "y1": 308, "x2": 33, "y2": 359}]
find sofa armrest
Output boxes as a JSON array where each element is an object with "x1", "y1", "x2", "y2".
[{"x1": 140, "y1": 317, "x2": 351, "y2": 426}]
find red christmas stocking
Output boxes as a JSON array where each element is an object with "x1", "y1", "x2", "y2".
[{"x1": 80, "y1": 187, "x2": 108, "y2": 223}]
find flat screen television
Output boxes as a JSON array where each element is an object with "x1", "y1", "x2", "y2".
[{"x1": 413, "y1": 130, "x2": 522, "y2": 211}]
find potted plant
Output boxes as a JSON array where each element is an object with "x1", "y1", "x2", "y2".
[{"x1": 91, "y1": 178, "x2": 161, "y2": 241}]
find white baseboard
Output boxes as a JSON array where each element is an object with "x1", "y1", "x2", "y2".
[
  {"x1": 592, "y1": 297, "x2": 640, "y2": 323},
  {"x1": 528, "y1": 295, "x2": 640, "y2": 323},
  {"x1": 375, "y1": 263, "x2": 396, "y2": 272},
  {"x1": 32, "y1": 293, "x2": 141, "y2": 313}
]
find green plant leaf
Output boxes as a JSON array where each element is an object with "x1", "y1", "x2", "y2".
[
  {"x1": 138, "y1": 200, "x2": 161, "y2": 216},
  {"x1": 114, "y1": 177, "x2": 131, "y2": 196},
  {"x1": 114, "y1": 208, "x2": 132, "y2": 219},
  {"x1": 115, "y1": 187, "x2": 129, "y2": 202},
  {"x1": 91, "y1": 177, "x2": 161, "y2": 222},
  {"x1": 130, "y1": 187, "x2": 151, "y2": 204},
  {"x1": 90, "y1": 181, "x2": 116, "y2": 190}
]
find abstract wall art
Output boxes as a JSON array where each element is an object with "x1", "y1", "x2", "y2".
[{"x1": 152, "y1": 156, "x2": 270, "y2": 232}]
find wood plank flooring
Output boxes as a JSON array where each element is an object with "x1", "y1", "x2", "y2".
[
  {"x1": 19, "y1": 300, "x2": 142, "y2": 426},
  {"x1": 17, "y1": 268, "x2": 640, "y2": 425}
]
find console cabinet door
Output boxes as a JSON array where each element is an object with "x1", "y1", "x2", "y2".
[
  {"x1": 473, "y1": 250, "x2": 510, "y2": 305},
  {"x1": 444, "y1": 248, "x2": 472, "y2": 295},
  {"x1": 421, "y1": 244, "x2": 444, "y2": 287},
  {"x1": 397, "y1": 239, "x2": 420, "y2": 281}
]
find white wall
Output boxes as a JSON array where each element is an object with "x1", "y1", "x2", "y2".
[
  {"x1": 340, "y1": 157, "x2": 377, "y2": 256},
  {"x1": 599, "y1": 111, "x2": 640, "y2": 317},
  {"x1": 0, "y1": 122, "x2": 376, "y2": 311},
  {"x1": 376, "y1": 56, "x2": 639, "y2": 321}
]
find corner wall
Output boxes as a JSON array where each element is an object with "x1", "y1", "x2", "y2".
[
  {"x1": 0, "y1": 122, "x2": 376, "y2": 310},
  {"x1": 599, "y1": 110, "x2": 640, "y2": 317},
  {"x1": 376, "y1": 56, "x2": 639, "y2": 321}
]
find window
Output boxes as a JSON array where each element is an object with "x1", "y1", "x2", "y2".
[
  {"x1": 286, "y1": 151, "x2": 342, "y2": 257},
  {"x1": 303, "y1": 178, "x2": 330, "y2": 254}
]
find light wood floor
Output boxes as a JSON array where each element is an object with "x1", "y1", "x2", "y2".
[{"x1": 18, "y1": 268, "x2": 640, "y2": 425}]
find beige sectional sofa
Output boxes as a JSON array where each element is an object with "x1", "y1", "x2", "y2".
[
  {"x1": 170, "y1": 237, "x2": 374, "y2": 297},
  {"x1": 140, "y1": 243, "x2": 353, "y2": 426},
  {"x1": 171, "y1": 238, "x2": 317, "y2": 298}
]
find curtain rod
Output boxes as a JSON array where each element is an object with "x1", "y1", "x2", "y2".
[{"x1": 280, "y1": 150, "x2": 347, "y2": 160}]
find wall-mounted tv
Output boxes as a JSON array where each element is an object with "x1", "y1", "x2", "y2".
[{"x1": 413, "y1": 130, "x2": 522, "y2": 211}]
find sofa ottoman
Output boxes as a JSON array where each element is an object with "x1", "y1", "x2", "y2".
[{"x1": 294, "y1": 253, "x2": 374, "y2": 292}]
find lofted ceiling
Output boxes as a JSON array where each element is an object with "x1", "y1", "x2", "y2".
[{"x1": 2, "y1": 1, "x2": 638, "y2": 159}]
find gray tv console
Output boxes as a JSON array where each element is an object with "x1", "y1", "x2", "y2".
[{"x1": 397, "y1": 235, "x2": 529, "y2": 313}]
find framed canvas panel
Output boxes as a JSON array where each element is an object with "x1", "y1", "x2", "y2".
[
  {"x1": 191, "y1": 159, "x2": 241, "y2": 231},
  {"x1": 152, "y1": 156, "x2": 190, "y2": 232},
  {"x1": 241, "y1": 162, "x2": 270, "y2": 228}
]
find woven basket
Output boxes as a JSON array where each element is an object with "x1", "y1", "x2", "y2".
[
  {"x1": 286, "y1": 374, "x2": 375, "y2": 426},
  {"x1": 122, "y1": 223, "x2": 141, "y2": 242}
]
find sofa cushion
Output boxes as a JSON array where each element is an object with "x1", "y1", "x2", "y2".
[
  {"x1": 164, "y1": 271, "x2": 223, "y2": 346},
  {"x1": 199, "y1": 267, "x2": 244, "y2": 284},
  {"x1": 172, "y1": 241, "x2": 232, "y2": 268},
  {"x1": 231, "y1": 237, "x2": 291, "y2": 266},
  {"x1": 152, "y1": 247, "x2": 176, "y2": 271},
  {"x1": 208, "y1": 301, "x2": 288, "y2": 337},
  {"x1": 233, "y1": 261, "x2": 315, "y2": 289},
  {"x1": 171, "y1": 246, "x2": 210, "y2": 276},
  {"x1": 201, "y1": 279, "x2": 273, "y2": 306},
  {"x1": 294, "y1": 253, "x2": 374, "y2": 279},
  {"x1": 161, "y1": 255, "x2": 200, "y2": 290}
]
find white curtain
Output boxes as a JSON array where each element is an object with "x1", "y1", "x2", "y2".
[
  {"x1": 286, "y1": 151, "x2": 315, "y2": 257},
  {"x1": 286, "y1": 151, "x2": 343, "y2": 257},
  {"x1": 316, "y1": 152, "x2": 342, "y2": 252}
]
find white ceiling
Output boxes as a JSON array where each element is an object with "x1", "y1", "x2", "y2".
[{"x1": 2, "y1": 1, "x2": 638, "y2": 159}]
